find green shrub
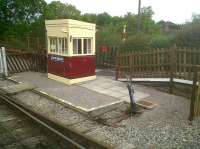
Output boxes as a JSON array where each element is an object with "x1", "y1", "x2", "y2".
[
  {"x1": 123, "y1": 33, "x2": 150, "y2": 50},
  {"x1": 150, "y1": 35, "x2": 175, "y2": 48},
  {"x1": 175, "y1": 23, "x2": 200, "y2": 48},
  {"x1": 96, "y1": 31, "x2": 122, "y2": 46}
]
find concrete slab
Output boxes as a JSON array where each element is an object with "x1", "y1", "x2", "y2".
[
  {"x1": 9, "y1": 72, "x2": 124, "y2": 114},
  {"x1": 0, "y1": 83, "x2": 36, "y2": 95},
  {"x1": 105, "y1": 90, "x2": 125, "y2": 98},
  {"x1": 119, "y1": 96, "x2": 130, "y2": 102},
  {"x1": 79, "y1": 76, "x2": 150, "y2": 102},
  {"x1": 8, "y1": 71, "x2": 150, "y2": 115}
]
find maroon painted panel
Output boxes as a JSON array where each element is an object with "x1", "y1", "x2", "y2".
[
  {"x1": 48, "y1": 54, "x2": 96, "y2": 79},
  {"x1": 48, "y1": 55, "x2": 65, "y2": 77},
  {"x1": 65, "y1": 55, "x2": 96, "y2": 79}
]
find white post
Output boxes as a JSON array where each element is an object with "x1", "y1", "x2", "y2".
[{"x1": 1, "y1": 47, "x2": 8, "y2": 77}]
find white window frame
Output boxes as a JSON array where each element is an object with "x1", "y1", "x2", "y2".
[
  {"x1": 49, "y1": 37, "x2": 57, "y2": 53},
  {"x1": 83, "y1": 38, "x2": 92, "y2": 54},
  {"x1": 72, "y1": 37, "x2": 93, "y2": 56},
  {"x1": 73, "y1": 38, "x2": 82, "y2": 55},
  {"x1": 48, "y1": 36, "x2": 68, "y2": 55}
]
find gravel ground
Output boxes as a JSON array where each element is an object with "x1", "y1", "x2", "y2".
[
  {"x1": 0, "y1": 79, "x2": 14, "y2": 87},
  {"x1": 12, "y1": 90, "x2": 136, "y2": 148},
  {"x1": 1, "y1": 73, "x2": 200, "y2": 148},
  {"x1": 12, "y1": 84, "x2": 200, "y2": 148},
  {"x1": 101, "y1": 84, "x2": 200, "y2": 148}
]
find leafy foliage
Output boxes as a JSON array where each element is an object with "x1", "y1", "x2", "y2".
[
  {"x1": 0, "y1": 0, "x2": 200, "y2": 51},
  {"x1": 124, "y1": 33, "x2": 150, "y2": 50},
  {"x1": 150, "y1": 35, "x2": 175, "y2": 48},
  {"x1": 0, "y1": 0, "x2": 46, "y2": 37},
  {"x1": 175, "y1": 15, "x2": 200, "y2": 48},
  {"x1": 45, "y1": 1, "x2": 81, "y2": 20}
]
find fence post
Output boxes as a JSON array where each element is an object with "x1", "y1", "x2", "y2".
[
  {"x1": 115, "y1": 50, "x2": 119, "y2": 80},
  {"x1": 36, "y1": 37, "x2": 40, "y2": 72},
  {"x1": 169, "y1": 45, "x2": 177, "y2": 93},
  {"x1": 0, "y1": 48, "x2": 3, "y2": 74},
  {"x1": 45, "y1": 29, "x2": 48, "y2": 73},
  {"x1": 129, "y1": 52, "x2": 133, "y2": 78},
  {"x1": 37, "y1": 37, "x2": 40, "y2": 50},
  {"x1": 0, "y1": 47, "x2": 8, "y2": 77},
  {"x1": 27, "y1": 36, "x2": 30, "y2": 50},
  {"x1": 189, "y1": 65, "x2": 198, "y2": 121}
]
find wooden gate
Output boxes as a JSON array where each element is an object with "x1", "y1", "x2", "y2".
[
  {"x1": 96, "y1": 45, "x2": 119, "y2": 69},
  {"x1": 6, "y1": 50, "x2": 47, "y2": 74}
]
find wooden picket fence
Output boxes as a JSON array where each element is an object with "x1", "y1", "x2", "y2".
[
  {"x1": 115, "y1": 46, "x2": 200, "y2": 82},
  {"x1": 6, "y1": 50, "x2": 47, "y2": 74}
]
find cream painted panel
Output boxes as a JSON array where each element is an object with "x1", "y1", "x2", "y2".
[
  {"x1": 69, "y1": 28, "x2": 95, "y2": 37},
  {"x1": 46, "y1": 26, "x2": 69, "y2": 37},
  {"x1": 48, "y1": 73, "x2": 96, "y2": 85},
  {"x1": 45, "y1": 19, "x2": 96, "y2": 56},
  {"x1": 45, "y1": 19, "x2": 95, "y2": 27}
]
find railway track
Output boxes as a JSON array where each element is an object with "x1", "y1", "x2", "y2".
[
  {"x1": 0, "y1": 90, "x2": 110, "y2": 149},
  {"x1": 0, "y1": 100, "x2": 68, "y2": 149}
]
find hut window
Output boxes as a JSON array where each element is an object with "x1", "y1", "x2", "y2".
[
  {"x1": 64, "y1": 38, "x2": 68, "y2": 54},
  {"x1": 58, "y1": 38, "x2": 62, "y2": 53},
  {"x1": 49, "y1": 37, "x2": 68, "y2": 55},
  {"x1": 83, "y1": 38, "x2": 92, "y2": 54},
  {"x1": 49, "y1": 37, "x2": 57, "y2": 52},
  {"x1": 73, "y1": 38, "x2": 82, "y2": 54}
]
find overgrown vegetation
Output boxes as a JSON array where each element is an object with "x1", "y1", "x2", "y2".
[
  {"x1": 176, "y1": 15, "x2": 200, "y2": 48},
  {"x1": 0, "y1": 0, "x2": 200, "y2": 50}
]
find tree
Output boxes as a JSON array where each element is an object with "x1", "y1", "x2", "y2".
[
  {"x1": 192, "y1": 14, "x2": 200, "y2": 24},
  {"x1": 124, "y1": 12, "x2": 137, "y2": 34},
  {"x1": 140, "y1": 6, "x2": 161, "y2": 34},
  {"x1": 45, "y1": 1, "x2": 81, "y2": 20},
  {"x1": 0, "y1": 0, "x2": 46, "y2": 36},
  {"x1": 81, "y1": 13, "x2": 97, "y2": 23},
  {"x1": 96, "y1": 12, "x2": 112, "y2": 26},
  {"x1": 175, "y1": 21, "x2": 200, "y2": 48}
]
